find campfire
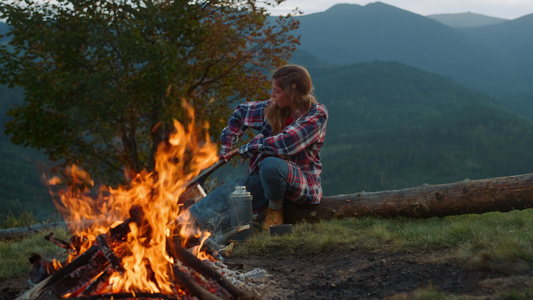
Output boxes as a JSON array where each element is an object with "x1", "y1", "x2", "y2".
[{"x1": 17, "y1": 104, "x2": 259, "y2": 300}]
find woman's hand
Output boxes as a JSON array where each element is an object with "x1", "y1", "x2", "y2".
[{"x1": 221, "y1": 148, "x2": 240, "y2": 162}]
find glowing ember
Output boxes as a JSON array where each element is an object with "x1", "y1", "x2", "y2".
[{"x1": 47, "y1": 102, "x2": 218, "y2": 295}]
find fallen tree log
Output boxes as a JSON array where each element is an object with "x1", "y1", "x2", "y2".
[
  {"x1": 0, "y1": 222, "x2": 68, "y2": 240},
  {"x1": 4, "y1": 173, "x2": 533, "y2": 240},
  {"x1": 284, "y1": 172, "x2": 533, "y2": 223},
  {"x1": 0, "y1": 219, "x2": 106, "y2": 240}
]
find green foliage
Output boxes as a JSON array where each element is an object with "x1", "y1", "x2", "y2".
[
  {"x1": 1, "y1": 211, "x2": 35, "y2": 228},
  {"x1": 0, "y1": 0, "x2": 299, "y2": 185}
]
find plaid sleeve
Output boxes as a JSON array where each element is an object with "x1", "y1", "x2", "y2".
[
  {"x1": 240, "y1": 103, "x2": 328, "y2": 156},
  {"x1": 220, "y1": 100, "x2": 269, "y2": 156}
]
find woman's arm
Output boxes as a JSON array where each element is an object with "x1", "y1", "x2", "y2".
[
  {"x1": 239, "y1": 103, "x2": 328, "y2": 157},
  {"x1": 219, "y1": 100, "x2": 269, "y2": 156}
]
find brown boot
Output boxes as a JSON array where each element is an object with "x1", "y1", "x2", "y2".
[{"x1": 263, "y1": 207, "x2": 283, "y2": 232}]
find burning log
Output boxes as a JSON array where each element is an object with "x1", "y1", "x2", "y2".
[
  {"x1": 284, "y1": 172, "x2": 533, "y2": 223},
  {"x1": 14, "y1": 113, "x2": 262, "y2": 299},
  {"x1": 45, "y1": 232, "x2": 77, "y2": 254},
  {"x1": 168, "y1": 239, "x2": 259, "y2": 300},
  {"x1": 17, "y1": 207, "x2": 262, "y2": 300},
  {"x1": 17, "y1": 206, "x2": 140, "y2": 299},
  {"x1": 28, "y1": 254, "x2": 54, "y2": 285},
  {"x1": 172, "y1": 266, "x2": 223, "y2": 300}
]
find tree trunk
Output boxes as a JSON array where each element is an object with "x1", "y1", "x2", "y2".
[
  {"x1": 284, "y1": 172, "x2": 533, "y2": 223},
  {"x1": 4, "y1": 173, "x2": 533, "y2": 240}
]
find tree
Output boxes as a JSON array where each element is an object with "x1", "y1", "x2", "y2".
[{"x1": 0, "y1": 0, "x2": 299, "y2": 184}]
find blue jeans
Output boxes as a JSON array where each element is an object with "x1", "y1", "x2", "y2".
[{"x1": 188, "y1": 157, "x2": 289, "y2": 233}]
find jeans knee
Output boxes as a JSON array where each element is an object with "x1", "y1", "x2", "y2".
[{"x1": 260, "y1": 157, "x2": 289, "y2": 182}]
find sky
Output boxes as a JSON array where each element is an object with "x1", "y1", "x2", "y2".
[{"x1": 268, "y1": 0, "x2": 533, "y2": 20}]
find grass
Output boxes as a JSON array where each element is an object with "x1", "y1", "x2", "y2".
[
  {"x1": 0, "y1": 228, "x2": 69, "y2": 279},
  {"x1": 1, "y1": 211, "x2": 36, "y2": 229},
  {"x1": 234, "y1": 209, "x2": 533, "y2": 274}
]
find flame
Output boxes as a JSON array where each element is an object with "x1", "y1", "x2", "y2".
[{"x1": 48, "y1": 102, "x2": 218, "y2": 294}]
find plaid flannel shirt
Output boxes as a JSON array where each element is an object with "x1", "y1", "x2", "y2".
[{"x1": 220, "y1": 100, "x2": 328, "y2": 204}]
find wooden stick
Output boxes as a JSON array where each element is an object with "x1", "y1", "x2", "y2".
[
  {"x1": 172, "y1": 266, "x2": 222, "y2": 300},
  {"x1": 78, "y1": 266, "x2": 114, "y2": 296},
  {"x1": 45, "y1": 232, "x2": 77, "y2": 253},
  {"x1": 168, "y1": 240, "x2": 260, "y2": 300},
  {"x1": 15, "y1": 276, "x2": 52, "y2": 300},
  {"x1": 60, "y1": 292, "x2": 180, "y2": 299},
  {"x1": 16, "y1": 208, "x2": 143, "y2": 299},
  {"x1": 15, "y1": 245, "x2": 102, "y2": 300}
]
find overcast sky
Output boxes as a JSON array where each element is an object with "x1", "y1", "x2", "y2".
[{"x1": 269, "y1": 0, "x2": 533, "y2": 20}]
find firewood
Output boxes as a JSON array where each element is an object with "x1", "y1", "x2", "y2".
[
  {"x1": 168, "y1": 240, "x2": 260, "y2": 300},
  {"x1": 96, "y1": 234, "x2": 125, "y2": 274},
  {"x1": 61, "y1": 292, "x2": 180, "y2": 299},
  {"x1": 49, "y1": 244, "x2": 110, "y2": 297},
  {"x1": 16, "y1": 276, "x2": 52, "y2": 300},
  {"x1": 28, "y1": 253, "x2": 54, "y2": 285},
  {"x1": 45, "y1": 232, "x2": 76, "y2": 253},
  {"x1": 78, "y1": 266, "x2": 115, "y2": 296},
  {"x1": 16, "y1": 207, "x2": 145, "y2": 299},
  {"x1": 172, "y1": 266, "x2": 223, "y2": 300},
  {"x1": 15, "y1": 246, "x2": 102, "y2": 300}
]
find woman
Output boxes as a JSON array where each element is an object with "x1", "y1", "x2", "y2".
[{"x1": 188, "y1": 64, "x2": 328, "y2": 233}]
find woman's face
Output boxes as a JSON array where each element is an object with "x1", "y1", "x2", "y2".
[{"x1": 271, "y1": 79, "x2": 290, "y2": 108}]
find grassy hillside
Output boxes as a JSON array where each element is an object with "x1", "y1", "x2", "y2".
[{"x1": 311, "y1": 61, "x2": 533, "y2": 195}]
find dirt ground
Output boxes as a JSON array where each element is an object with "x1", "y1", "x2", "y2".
[
  {"x1": 227, "y1": 248, "x2": 533, "y2": 300},
  {"x1": 2, "y1": 248, "x2": 533, "y2": 300}
]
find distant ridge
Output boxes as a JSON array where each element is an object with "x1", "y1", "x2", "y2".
[
  {"x1": 323, "y1": 3, "x2": 363, "y2": 14},
  {"x1": 428, "y1": 12, "x2": 508, "y2": 28},
  {"x1": 293, "y1": 2, "x2": 533, "y2": 119}
]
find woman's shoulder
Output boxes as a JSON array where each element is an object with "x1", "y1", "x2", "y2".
[
  {"x1": 311, "y1": 102, "x2": 328, "y2": 117},
  {"x1": 236, "y1": 99, "x2": 272, "y2": 110}
]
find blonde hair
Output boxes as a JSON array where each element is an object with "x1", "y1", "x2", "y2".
[{"x1": 265, "y1": 65, "x2": 317, "y2": 134}]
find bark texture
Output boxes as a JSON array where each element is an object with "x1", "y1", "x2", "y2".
[{"x1": 284, "y1": 173, "x2": 533, "y2": 223}]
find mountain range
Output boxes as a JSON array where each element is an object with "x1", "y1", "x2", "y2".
[
  {"x1": 427, "y1": 12, "x2": 507, "y2": 28},
  {"x1": 292, "y1": 2, "x2": 533, "y2": 119}
]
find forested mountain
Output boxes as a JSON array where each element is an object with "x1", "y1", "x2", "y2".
[
  {"x1": 427, "y1": 12, "x2": 507, "y2": 28},
  {"x1": 310, "y1": 61, "x2": 533, "y2": 195},
  {"x1": 458, "y1": 15, "x2": 533, "y2": 117},
  {"x1": 293, "y1": 2, "x2": 533, "y2": 119}
]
